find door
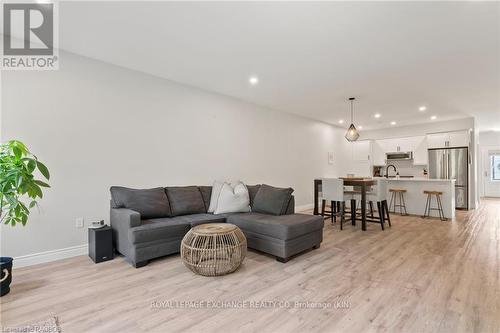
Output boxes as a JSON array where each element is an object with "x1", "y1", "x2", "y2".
[
  {"x1": 484, "y1": 151, "x2": 500, "y2": 197},
  {"x1": 428, "y1": 149, "x2": 446, "y2": 179},
  {"x1": 449, "y1": 148, "x2": 468, "y2": 209}
]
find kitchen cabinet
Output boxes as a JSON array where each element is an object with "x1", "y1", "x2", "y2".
[
  {"x1": 413, "y1": 136, "x2": 428, "y2": 165},
  {"x1": 447, "y1": 131, "x2": 470, "y2": 148},
  {"x1": 372, "y1": 136, "x2": 427, "y2": 165},
  {"x1": 376, "y1": 138, "x2": 399, "y2": 153},
  {"x1": 372, "y1": 141, "x2": 386, "y2": 166},
  {"x1": 376, "y1": 137, "x2": 414, "y2": 153},
  {"x1": 427, "y1": 130, "x2": 470, "y2": 149},
  {"x1": 352, "y1": 140, "x2": 371, "y2": 161}
]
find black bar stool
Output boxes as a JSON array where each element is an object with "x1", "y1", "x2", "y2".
[
  {"x1": 388, "y1": 189, "x2": 408, "y2": 215},
  {"x1": 422, "y1": 190, "x2": 447, "y2": 221}
]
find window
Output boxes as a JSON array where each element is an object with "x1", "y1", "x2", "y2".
[{"x1": 491, "y1": 154, "x2": 500, "y2": 181}]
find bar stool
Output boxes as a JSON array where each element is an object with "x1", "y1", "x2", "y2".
[
  {"x1": 388, "y1": 189, "x2": 408, "y2": 215},
  {"x1": 321, "y1": 178, "x2": 347, "y2": 230},
  {"x1": 422, "y1": 191, "x2": 447, "y2": 221}
]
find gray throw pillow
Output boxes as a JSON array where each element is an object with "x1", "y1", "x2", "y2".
[
  {"x1": 252, "y1": 184, "x2": 294, "y2": 216},
  {"x1": 246, "y1": 184, "x2": 261, "y2": 207},
  {"x1": 198, "y1": 186, "x2": 212, "y2": 212},
  {"x1": 110, "y1": 186, "x2": 172, "y2": 219},
  {"x1": 165, "y1": 186, "x2": 206, "y2": 216}
]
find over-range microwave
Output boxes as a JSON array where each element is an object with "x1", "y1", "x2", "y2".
[{"x1": 386, "y1": 152, "x2": 413, "y2": 161}]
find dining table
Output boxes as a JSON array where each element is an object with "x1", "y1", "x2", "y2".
[{"x1": 314, "y1": 178, "x2": 377, "y2": 231}]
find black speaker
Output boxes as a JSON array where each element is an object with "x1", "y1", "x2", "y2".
[{"x1": 88, "y1": 226, "x2": 114, "y2": 263}]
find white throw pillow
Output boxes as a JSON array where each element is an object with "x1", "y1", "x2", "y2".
[
  {"x1": 214, "y1": 182, "x2": 251, "y2": 214},
  {"x1": 208, "y1": 180, "x2": 225, "y2": 213}
]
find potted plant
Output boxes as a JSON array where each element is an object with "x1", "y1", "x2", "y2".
[{"x1": 0, "y1": 140, "x2": 50, "y2": 296}]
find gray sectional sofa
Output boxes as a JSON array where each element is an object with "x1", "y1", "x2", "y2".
[{"x1": 110, "y1": 184, "x2": 323, "y2": 268}]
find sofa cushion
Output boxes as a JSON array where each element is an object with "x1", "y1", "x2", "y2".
[
  {"x1": 110, "y1": 186, "x2": 171, "y2": 219},
  {"x1": 165, "y1": 186, "x2": 206, "y2": 216},
  {"x1": 128, "y1": 217, "x2": 190, "y2": 244},
  {"x1": 179, "y1": 213, "x2": 229, "y2": 227},
  {"x1": 227, "y1": 213, "x2": 323, "y2": 240},
  {"x1": 252, "y1": 184, "x2": 294, "y2": 216},
  {"x1": 198, "y1": 186, "x2": 212, "y2": 211},
  {"x1": 246, "y1": 184, "x2": 261, "y2": 207}
]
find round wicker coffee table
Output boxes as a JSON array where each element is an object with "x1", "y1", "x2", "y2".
[{"x1": 181, "y1": 223, "x2": 247, "y2": 276}]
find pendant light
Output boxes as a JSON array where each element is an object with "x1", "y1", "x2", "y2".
[{"x1": 345, "y1": 97, "x2": 360, "y2": 142}]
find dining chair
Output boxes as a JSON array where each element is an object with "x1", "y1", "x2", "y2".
[
  {"x1": 366, "y1": 178, "x2": 391, "y2": 230},
  {"x1": 321, "y1": 178, "x2": 347, "y2": 229}
]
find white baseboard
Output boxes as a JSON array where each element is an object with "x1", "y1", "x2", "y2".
[
  {"x1": 13, "y1": 206, "x2": 315, "y2": 268},
  {"x1": 296, "y1": 203, "x2": 314, "y2": 212},
  {"x1": 13, "y1": 244, "x2": 88, "y2": 268}
]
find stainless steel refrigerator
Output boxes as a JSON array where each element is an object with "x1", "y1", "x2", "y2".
[{"x1": 428, "y1": 148, "x2": 468, "y2": 209}]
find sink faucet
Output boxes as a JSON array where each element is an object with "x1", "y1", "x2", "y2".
[{"x1": 385, "y1": 164, "x2": 397, "y2": 178}]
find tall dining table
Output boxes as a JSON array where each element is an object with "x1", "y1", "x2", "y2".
[{"x1": 314, "y1": 178, "x2": 377, "y2": 231}]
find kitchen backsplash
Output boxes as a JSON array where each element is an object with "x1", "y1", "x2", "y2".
[{"x1": 377, "y1": 160, "x2": 428, "y2": 177}]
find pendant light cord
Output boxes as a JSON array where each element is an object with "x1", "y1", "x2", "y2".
[{"x1": 350, "y1": 99, "x2": 354, "y2": 123}]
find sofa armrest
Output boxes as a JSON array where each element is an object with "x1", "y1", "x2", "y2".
[{"x1": 110, "y1": 208, "x2": 141, "y2": 228}]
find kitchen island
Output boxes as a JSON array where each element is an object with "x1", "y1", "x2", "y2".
[
  {"x1": 382, "y1": 178, "x2": 456, "y2": 219},
  {"x1": 313, "y1": 178, "x2": 456, "y2": 220}
]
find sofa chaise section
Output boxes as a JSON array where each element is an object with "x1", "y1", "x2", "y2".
[{"x1": 227, "y1": 213, "x2": 323, "y2": 262}]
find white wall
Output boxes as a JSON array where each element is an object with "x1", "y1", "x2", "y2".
[
  {"x1": 478, "y1": 131, "x2": 500, "y2": 197},
  {"x1": 479, "y1": 131, "x2": 500, "y2": 146},
  {"x1": 0, "y1": 51, "x2": 352, "y2": 258}
]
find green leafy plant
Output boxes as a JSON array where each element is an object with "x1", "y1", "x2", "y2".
[{"x1": 0, "y1": 140, "x2": 50, "y2": 226}]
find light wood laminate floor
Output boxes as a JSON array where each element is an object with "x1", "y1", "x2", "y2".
[{"x1": 1, "y1": 199, "x2": 499, "y2": 332}]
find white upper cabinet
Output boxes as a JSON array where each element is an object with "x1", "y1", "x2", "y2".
[
  {"x1": 372, "y1": 141, "x2": 386, "y2": 166},
  {"x1": 376, "y1": 138, "x2": 398, "y2": 153},
  {"x1": 352, "y1": 140, "x2": 371, "y2": 161},
  {"x1": 426, "y1": 133, "x2": 449, "y2": 149},
  {"x1": 427, "y1": 130, "x2": 470, "y2": 149},
  {"x1": 447, "y1": 131, "x2": 470, "y2": 148},
  {"x1": 412, "y1": 136, "x2": 428, "y2": 165},
  {"x1": 397, "y1": 137, "x2": 415, "y2": 152},
  {"x1": 372, "y1": 136, "x2": 427, "y2": 165},
  {"x1": 376, "y1": 137, "x2": 414, "y2": 153}
]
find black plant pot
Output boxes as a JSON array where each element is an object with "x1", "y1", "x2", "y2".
[{"x1": 0, "y1": 257, "x2": 13, "y2": 297}]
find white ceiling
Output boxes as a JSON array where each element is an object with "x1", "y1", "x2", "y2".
[{"x1": 21, "y1": 2, "x2": 500, "y2": 130}]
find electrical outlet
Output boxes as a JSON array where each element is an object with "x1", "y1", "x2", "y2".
[{"x1": 75, "y1": 217, "x2": 84, "y2": 228}]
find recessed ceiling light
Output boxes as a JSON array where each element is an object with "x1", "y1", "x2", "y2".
[
  {"x1": 358, "y1": 125, "x2": 363, "y2": 130},
  {"x1": 390, "y1": 121, "x2": 396, "y2": 126},
  {"x1": 430, "y1": 115, "x2": 437, "y2": 120},
  {"x1": 248, "y1": 76, "x2": 259, "y2": 85},
  {"x1": 419, "y1": 106, "x2": 427, "y2": 112},
  {"x1": 338, "y1": 120, "x2": 345, "y2": 124},
  {"x1": 374, "y1": 113, "x2": 381, "y2": 118}
]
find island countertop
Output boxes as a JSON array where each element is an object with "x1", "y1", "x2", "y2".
[{"x1": 376, "y1": 177, "x2": 456, "y2": 182}]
